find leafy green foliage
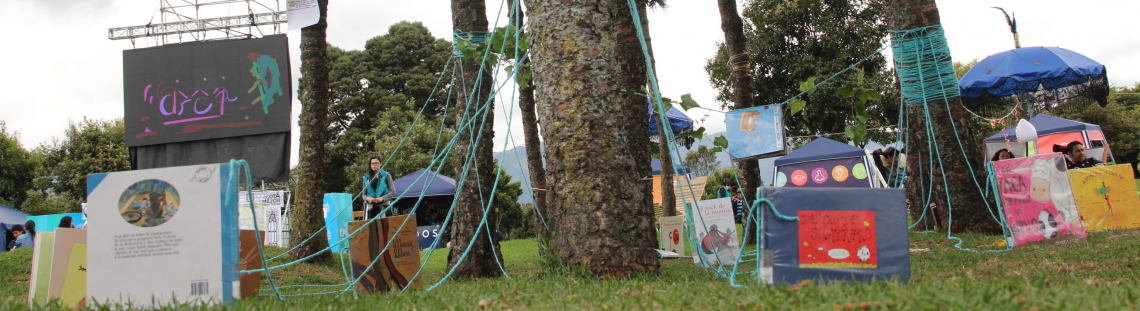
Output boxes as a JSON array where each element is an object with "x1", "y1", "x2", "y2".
[
  {"x1": 705, "y1": 0, "x2": 898, "y2": 147},
  {"x1": 324, "y1": 22, "x2": 454, "y2": 194},
  {"x1": 21, "y1": 118, "x2": 130, "y2": 215},
  {"x1": 0, "y1": 121, "x2": 33, "y2": 207},
  {"x1": 831, "y1": 68, "x2": 883, "y2": 147},
  {"x1": 678, "y1": 94, "x2": 701, "y2": 111},
  {"x1": 456, "y1": 25, "x2": 533, "y2": 87},
  {"x1": 683, "y1": 145, "x2": 721, "y2": 177}
]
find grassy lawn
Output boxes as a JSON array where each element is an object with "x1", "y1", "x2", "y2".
[{"x1": 3, "y1": 229, "x2": 1140, "y2": 310}]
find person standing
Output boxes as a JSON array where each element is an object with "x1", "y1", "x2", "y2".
[{"x1": 362, "y1": 156, "x2": 397, "y2": 219}]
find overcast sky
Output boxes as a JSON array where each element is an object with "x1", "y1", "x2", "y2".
[{"x1": 1, "y1": 0, "x2": 1137, "y2": 166}]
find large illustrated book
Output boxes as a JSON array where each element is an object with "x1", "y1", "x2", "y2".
[
  {"x1": 86, "y1": 163, "x2": 238, "y2": 307},
  {"x1": 348, "y1": 214, "x2": 423, "y2": 294}
]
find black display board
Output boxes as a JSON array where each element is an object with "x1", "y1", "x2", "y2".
[
  {"x1": 130, "y1": 132, "x2": 290, "y2": 183},
  {"x1": 123, "y1": 35, "x2": 292, "y2": 147}
]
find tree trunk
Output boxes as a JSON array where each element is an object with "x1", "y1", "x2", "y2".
[
  {"x1": 291, "y1": 0, "x2": 331, "y2": 261},
  {"x1": 655, "y1": 116, "x2": 678, "y2": 217},
  {"x1": 507, "y1": 0, "x2": 549, "y2": 235},
  {"x1": 527, "y1": 0, "x2": 660, "y2": 277},
  {"x1": 638, "y1": 3, "x2": 677, "y2": 218},
  {"x1": 716, "y1": 0, "x2": 762, "y2": 244},
  {"x1": 887, "y1": 0, "x2": 1001, "y2": 234},
  {"x1": 447, "y1": 0, "x2": 503, "y2": 278}
]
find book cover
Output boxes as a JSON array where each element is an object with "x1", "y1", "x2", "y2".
[
  {"x1": 659, "y1": 216, "x2": 685, "y2": 255},
  {"x1": 239, "y1": 229, "x2": 265, "y2": 299},
  {"x1": 724, "y1": 105, "x2": 786, "y2": 161},
  {"x1": 86, "y1": 163, "x2": 238, "y2": 307},
  {"x1": 992, "y1": 153, "x2": 1086, "y2": 247},
  {"x1": 48, "y1": 228, "x2": 87, "y2": 308},
  {"x1": 28, "y1": 232, "x2": 56, "y2": 306},
  {"x1": 761, "y1": 187, "x2": 910, "y2": 285},
  {"x1": 324, "y1": 193, "x2": 353, "y2": 253},
  {"x1": 687, "y1": 198, "x2": 739, "y2": 267},
  {"x1": 1068, "y1": 164, "x2": 1140, "y2": 231},
  {"x1": 348, "y1": 214, "x2": 422, "y2": 294},
  {"x1": 59, "y1": 243, "x2": 88, "y2": 308}
]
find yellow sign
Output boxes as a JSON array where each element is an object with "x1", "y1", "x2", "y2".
[{"x1": 1068, "y1": 164, "x2": 1140, "y2": 231}]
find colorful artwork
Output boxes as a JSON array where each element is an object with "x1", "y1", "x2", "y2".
[
  {"x1": 724, "y1": 105, "x2": 785, "y2": 161},
  {"x1": 1068, "y1": 164, "x2": 1140, "y2": 231},
  {"x1": 776, "y1": 158, "x2": 870, "y2": 188},
  {"x1": 348, "y1": 215, "x2": 423, "y2": 294},
  {"x1": 59, "y1": 243, "x2": 87, "y2": 308},
  {"x1": 117, "y1": 179, "x2": 181, "y2": 227},
  {"x1": 659, "y1": 216, "x2": 686, "y2": 255},
  {"x1": 688, "y1": 198, "x2": 739, "y2": 267},
  {"x1": 87, "y1": 163, "x2": 239, "y2": 307},
  {"x1": 760, "y1": 187, "x2": 909, "y2": 285},
  {"x1": 124, "y1": 35, "x2": 292, "y2": 147},
  {"x1": 992, "y1": 153, "x2": 1086, "y2": 247},
  {"x1": 798, "y1": 211, "x2": 877, "y2": 269}
]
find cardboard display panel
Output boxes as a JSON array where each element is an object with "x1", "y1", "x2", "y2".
[
  {"x1": 992, "y1": 154, "x2": 1086, "y2": 247},
  {"x1": 348, "y1": 215, "x2": 423, "y2": 294},
  {"x1": 1068, "y1": 164, "x2": 1140, "y2": 231}
]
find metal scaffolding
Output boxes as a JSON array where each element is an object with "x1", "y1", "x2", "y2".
[{"x1": 108, "y1": 0, "x2": 287, "y2": 47}]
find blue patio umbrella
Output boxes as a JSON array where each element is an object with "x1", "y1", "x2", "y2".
[{"x1": 959, "y1": 46, "x2": 1108, "y2": 105}]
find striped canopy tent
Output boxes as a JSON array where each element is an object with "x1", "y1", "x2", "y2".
[{"x1": 984, "y1": 114, "x2": 1113, "y2": 162}]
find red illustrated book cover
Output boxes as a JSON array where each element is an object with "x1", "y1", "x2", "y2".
[{"x1": 798, "y1": 210, "x2": 877, "y2": 269}]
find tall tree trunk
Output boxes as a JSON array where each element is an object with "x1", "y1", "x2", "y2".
[
  {"x1": 506, "y1": 0, "x2": 549, "y2": 235},
  {"x1": 291, "y1": 0, "x2": 331, "y2": 261},
  {"x1": 654, "y1": 117, "x2": 678, "y2": 217},
  {"x1": 448, "y1": 0, "x2": 503, "y2": 278},
  {"x1": 715, "y1": 0, "x2": 761, "y2": 244},
  {"x1": 887, "y1": 0, "x2": 1000, "y2": 234},
  {"x1": 638, "y1": 4, "x2": 677, "y2": 218},
  {"x1": 527, "y1": 0, "x2": 660, "y2": 277}
]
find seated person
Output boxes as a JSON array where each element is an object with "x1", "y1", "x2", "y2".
[
  {"x1": 991, "y1": 148, "x2": 1015, "y2": 161},
  {"x1": 1064, "y1": 141, "x2": 1104, "y2": 169}
]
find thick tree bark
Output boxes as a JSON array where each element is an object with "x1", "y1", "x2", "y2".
[
  {"x1": 447, "y1": 0, "x2": 503, "y2": 278},
  {"x1": 716, "y1": 0, "x2": 762, "y2": 244},
  {"x1": 887, "y1": 0, "x2": 1001, "y2": 234},
  {"x1": 527, "y1": 0, "x2": 660, "y2": 277},
  {"x1": 506, "y1": 0, "x2": 549, "y2": 234},
  {"x1": 291, "y1": 0, "x2": 331, "y2": 261}
]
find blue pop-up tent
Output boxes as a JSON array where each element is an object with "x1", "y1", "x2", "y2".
[
  {"x1": 0, "y1": 203, "x2": 30, "y2": 225},
  {"x1": 648, "y1": 101, "x2": 694, "y2": 136},
  {"x1": 983, "y1": 114, "x2": 1111, "y2": 162},
  {"x1": 772, "y1": 138, "x2": 884, "y2": 188},
  {"x1": 392, "y1": 169, "x2": 458, "y2": 198}
]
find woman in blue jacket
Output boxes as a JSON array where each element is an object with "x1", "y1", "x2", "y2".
[{"x1": 363, "y1": 156, "x2": 397, "y2": 219}]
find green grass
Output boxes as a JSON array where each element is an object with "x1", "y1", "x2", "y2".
[{"x1": 4, "y1": 231, "x2": 1140, "y2": 310}]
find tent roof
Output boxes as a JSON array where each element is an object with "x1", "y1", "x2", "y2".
[
  {"x1": 984, "y1": 114, "x2": 1103, "y2": 142},
  {"x1": 774, "y1": 137, "x2": 866, "y2": 166},
  {"x1": 0, "y1": 203, "x2": 30, "y2": 225},
  {"x1": 651, "y1": 158, "x2": 691, "y2": 176},
  {"x1": 648, "y1": 101, "x2": 694, "y2": 136},
  {"x1": 392, "y1": 169, "x2": 457, "y2": 198}
]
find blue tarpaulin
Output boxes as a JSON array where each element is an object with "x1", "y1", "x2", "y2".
[
  {"x1": 984, "y1": 114, "x2": 1102, "y2": 142},
  {"x1": 648, "y1": 101, "x2": 694, "y2": 136},
  {"x1": 774, "y1": 138, "x2": 866, "y2": 166},
  {"x1": 959, "y1": 47, "x2": 1106, "y2": 99},
  {"x1": 392, "y1": 169, "x2": 458, "y2": 198}
]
